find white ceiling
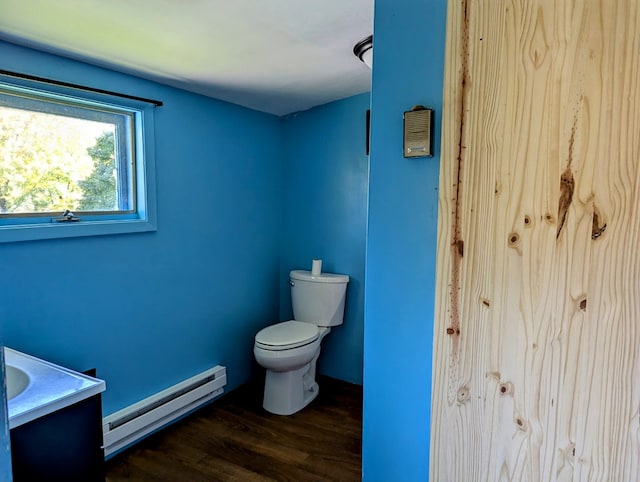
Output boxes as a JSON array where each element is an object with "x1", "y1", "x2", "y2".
[{"x1": 0, "y1": 0, "x2": 373, "y2": 116}]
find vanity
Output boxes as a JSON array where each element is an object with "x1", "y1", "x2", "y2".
[{"x1": 5, "y1": 347, "x2": 106, "y2": 482}]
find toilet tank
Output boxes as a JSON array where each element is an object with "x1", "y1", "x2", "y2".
[{"x1": 290, "y1": 270, "x2": 349, "y2": 327}]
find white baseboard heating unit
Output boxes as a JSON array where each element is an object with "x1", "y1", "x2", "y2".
[{"x1": 102, "y1": 365, "x2": 226, "y2": 457}]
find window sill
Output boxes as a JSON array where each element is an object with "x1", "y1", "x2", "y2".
[{"x1": 0, "y1": 217, "x2": 157, "y2": 244}]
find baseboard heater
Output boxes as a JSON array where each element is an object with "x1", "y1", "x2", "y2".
[{"x1": 102, "y1": 365, "x2": 226, "y2": 457}]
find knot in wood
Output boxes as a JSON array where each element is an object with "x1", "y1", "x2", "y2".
[{"x1": 456, "y1": 385, "x2": 471, "y2": 404}]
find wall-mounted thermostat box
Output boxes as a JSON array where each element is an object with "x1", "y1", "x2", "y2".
[{"x1": 403, "y1": 106, "x2": 433, "y2": 158}]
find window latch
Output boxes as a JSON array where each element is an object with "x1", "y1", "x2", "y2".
[{"x1": 52, "y1": 210, "x2": 81, "y2": 223}]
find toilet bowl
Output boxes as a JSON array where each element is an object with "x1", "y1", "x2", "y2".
[
  {"x1": 254, "y1": 321, "x2": 330, "y2": 415},
  {"x1": 254, "y1": 268, "x2": 349, "y2": 415}
]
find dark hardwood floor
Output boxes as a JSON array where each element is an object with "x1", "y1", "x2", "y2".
[{"x1": 105, "y1": 376, "x2": 362, "y2": 482}]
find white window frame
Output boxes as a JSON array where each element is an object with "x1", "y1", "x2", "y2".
[{"x1": 0, "y1": 75, "x2": 158, "y2": 243}]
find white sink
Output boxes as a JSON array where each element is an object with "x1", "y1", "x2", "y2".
[
  {"x1": 4, "y1": 347, "x2": 105, "y2": 429},
  {"x1": 6, "y1": 364, "x2": 30, "y2": 400}
]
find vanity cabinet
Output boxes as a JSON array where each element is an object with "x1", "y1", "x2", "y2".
[{"x1": 10, "y1": 392, "x2": 105, "y2": 482}]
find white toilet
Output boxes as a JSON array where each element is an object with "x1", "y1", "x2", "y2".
[{"x1": 254, "y1": 268, "x2": 349, "y2": 415}]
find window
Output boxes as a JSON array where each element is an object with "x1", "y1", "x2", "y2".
[{"x1": 0, "y1": 74, "x2": 158, "y2": 243}]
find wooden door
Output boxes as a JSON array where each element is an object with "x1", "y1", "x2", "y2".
[{"x1": 431, "y1": 0, "x2": 640, "y2": 480}]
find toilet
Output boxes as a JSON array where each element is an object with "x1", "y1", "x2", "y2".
[{"x1": 254, "y1": 268, "x2": 349, "y2": 415}]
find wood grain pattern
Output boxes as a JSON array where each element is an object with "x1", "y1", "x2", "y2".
[
  {"x1": 105, "y1": 376, "x2": 362, "y2": 482},
  {"x1": 431, "y1": 0, "x2": 640, "y2": 480}
]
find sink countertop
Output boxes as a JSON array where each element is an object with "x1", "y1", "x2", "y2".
[{"x1": 5, "y1": 347, "x2": 106, "y2": 429}]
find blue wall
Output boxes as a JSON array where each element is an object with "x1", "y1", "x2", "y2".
[
  {"x1": 0, "y1": 41, "x2": 283, "y2": 415},
  {"x1": 279, "y1": 94, "x2": 369, "y2": 385},
  {"x1": 363, "y1": 0, "x2": 447, "y2": 480}
]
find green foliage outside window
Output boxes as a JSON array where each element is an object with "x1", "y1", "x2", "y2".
[
  {"x1": 78, "y1": 132, "x2": 117, "y2": 211},
  {"x1": 0, "y1": 106, "x2": 116, "y2": 214}
]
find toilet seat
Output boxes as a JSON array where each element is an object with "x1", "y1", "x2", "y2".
[{"x1": 255, "y1": 320, "x2": 319, "y2": 350}]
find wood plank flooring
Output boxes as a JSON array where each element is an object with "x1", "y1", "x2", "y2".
[{"x1": 105, "y1": 376, "x2": 362, "y2": 481}]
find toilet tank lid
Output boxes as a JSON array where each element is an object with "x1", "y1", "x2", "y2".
[{"x1": 290, "y1": 270, "x2": 349, "y2": 283}]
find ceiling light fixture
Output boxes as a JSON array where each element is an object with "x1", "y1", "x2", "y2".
[{"x1": 353, "y1": 35, "x2": 373, "y2": 69}]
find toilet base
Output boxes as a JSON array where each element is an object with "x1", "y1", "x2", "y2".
[{"x1": 263, "y1": 364, "x2": 319, "y2": 415}]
